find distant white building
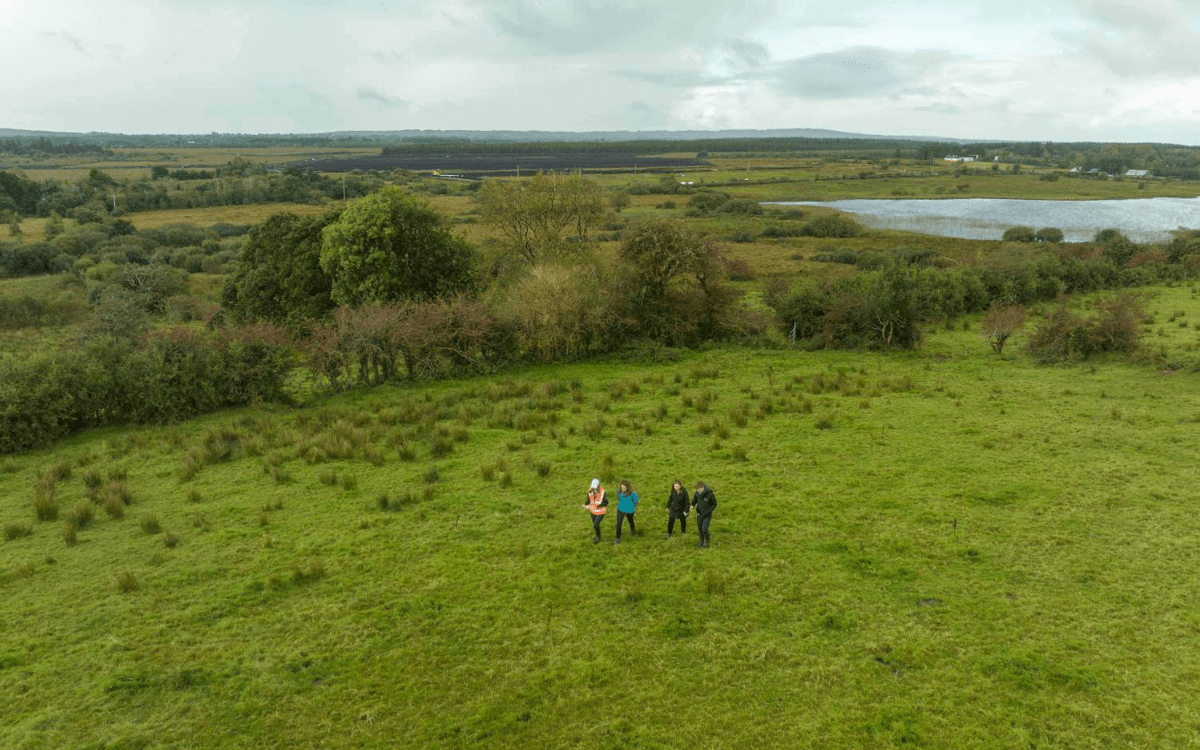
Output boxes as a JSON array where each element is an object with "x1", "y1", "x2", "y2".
[
  {"x1": 943, "y1": 155, "x2": 977, "y2": 162},
  {"x1": 1124, "y1": 169, "x2": 1149, "y2": 178}
]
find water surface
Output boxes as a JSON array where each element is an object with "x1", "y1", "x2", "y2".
[{"x1": 768, "y1": 197, "x2": 1200, "y2": 243}]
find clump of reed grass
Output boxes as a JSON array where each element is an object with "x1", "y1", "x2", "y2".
[
  {"x1": 4, "y1": 523, "x2": 33, "y2": 541},
  {"x1": 139, "y1": 513, "x2": 161, "y2": 535},
  {"x1": 582, "y1": 418, "x2": 605, "y2": 440},
  {"x1": 423, "y1": 465, "x2": 440, "y2": 484},
  {"x1": 33, "y1": 480, "x2": 59, "y2": 522},
  {"x1": 116, "y1": 571, "x2": 140, "y2": 593},
  {"x1": 66, "y1": 503, "x2": 94, "y2": 530},
  {"x1": 105, "y1": 479, "x2": 131, "y2": 506},
  {"x1": 104, "y1": 497, "x2": 125, "y2": 520},
  {"x1": 163, "y1": 531, "x2": 180, "y2": 549},
  {"x1": 45, "y1": 459, "x2": 72, "y2": 482},
  {"x1": 83, "y1": 468, "x2": 103, "y2": 497},
  {"x1": 703, "y1": 569, "x2": 726, "y2": 595},
  {"x1": 290, "y1": 560, "x2": 326, "y2": 586}
]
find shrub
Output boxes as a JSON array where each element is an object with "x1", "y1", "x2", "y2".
[
  {"x1": 801, "y1": 215, "x2": 861, "y2": 238},
  {"x1": 1002, "y1": 226, "x2": 1036, "y2": 243},
  {"x1": 1035, "y1": 227, "x2": 1065, "y2": 244},
  {"x1": 724, "y1": 258, "x2": 757, "y2": 281},
  {"x1": 163, "y1": 531, "x2": 180, "y2": 548},
  {"x1": 687, "y1": 192, "x2": 730, "y2": 213},
  {"x1": 760, "y1": 224, "x2": 803, "y2": 238},
  {"x1": 980, "y1": 302, "x2": 1028, "y2": 355},
  {"x1": 716, "y1": 198, "x2": 763, "y2": 215}
]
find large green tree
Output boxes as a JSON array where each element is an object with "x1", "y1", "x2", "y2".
[
  {"x1": 320, "y1": 187, "x2": 475, "y2": 306},
  {"x1": 221, "y1": 210, "x2": 340, "y2": 326},
  {"x1": 479, "y1": 172, "x2": 604, "y2": 265},
  {"x1": 618, "y1": 218, "x2": 733, "y2": 344}
]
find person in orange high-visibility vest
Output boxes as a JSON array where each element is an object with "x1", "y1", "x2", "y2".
[{"x1": 583, "y1": 478, "x2": 608, "y2": 544}]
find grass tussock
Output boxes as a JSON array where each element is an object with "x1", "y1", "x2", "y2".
[
  {"x1": 103, "y1": 496, "x2": 125, "y2": 520},
  {"x1": 4, "y1": 522, "x2": 33, "y2": 541},
  {"x1": 116, "y1": 571, "x2": 139, "y2": 593},
  {"x1": 32, "y1": 479, "x2": 58, "y2": 522},
  {"x1": 139, "y1": 513, "x2": 161, "y2": 535}
]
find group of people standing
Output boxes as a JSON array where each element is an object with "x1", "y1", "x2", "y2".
[{"x1": 584, "y1": 478, "x2": 717, "y2": 548}]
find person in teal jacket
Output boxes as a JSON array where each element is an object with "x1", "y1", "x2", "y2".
[{"x1": 613, "y1": 479, "x2": 639, "y2": 543}]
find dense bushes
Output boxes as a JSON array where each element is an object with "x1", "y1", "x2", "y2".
[
  {"x1": 1024, "y1": 293, "x2": 1145, "y2": 362},
  {"x1": 0, "y1": 295, "x2": 85, "y2": 329},
  {"x1": 768, "y1": 248, "x2": 1179, "y2": 351},
  {"x1": 0, "y1": 326, "x2": 293, "y2": 452},
  {"x1": 303, "y1": 297, "x2": 504, "y2": 388},
  {"x1": 801, "y1": 215, "x2": 861, "y2": 238}
]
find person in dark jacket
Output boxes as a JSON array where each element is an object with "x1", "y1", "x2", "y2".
[
  {"x1": 665, "y1": 479, "x2": 689, "y2": 538},
  {"x1": 583, "y1": 478, "x2": 608, "y2": 544},
  {"x1": 613, "y1": 479, "x2": 639, "y2": 543},
  {"x1": 691, "y1": 481, "x2": 717, "y2": 548}
]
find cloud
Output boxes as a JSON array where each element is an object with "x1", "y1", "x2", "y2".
[
  {"x1": 769, "y1": 46, "x2": 953, "y2": 100},
  {"x1": 357, "y1": 86, "x2": 407, "y2": 109},
  {"x1": 365, "y1": 50, "x2": 408, "y2": 66},
  {"x1": 43, "y1": 30, "x2": 89, "y2": 56},
  {"x1": 720, "y1": 37, "x2": 770, "y2": 70},
  {"x1": 610, "y1": 68, "x2": 723, "y2": 88},
  {"x1": 469, "y1": 0, "x2": 776, "y2": 55},
  {"x1": 914, "y1": 102, "x2": 963, "y2": 115},
  {"x1": 1077, "y1": 0, "x2": 1200, "y2": 77}
]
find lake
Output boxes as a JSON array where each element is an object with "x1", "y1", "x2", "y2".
[{"x1": 767, "y1": 197, "x2": 1200, "y2": 243}]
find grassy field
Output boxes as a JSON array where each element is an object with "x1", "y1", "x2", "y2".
[
  {"x1": 3, "y1": 285, "x2": 1200, "y2": 749},
  {"x1": 7, "y1": 147, "x2": 380, "y2": 182},
  {"x1": 9, "y1": 202, "x2": 338, "y2": 243}
]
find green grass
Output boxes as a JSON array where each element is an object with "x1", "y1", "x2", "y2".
[{"x1": 3, "y1": 286, "x2": 1200, "y2": 748}]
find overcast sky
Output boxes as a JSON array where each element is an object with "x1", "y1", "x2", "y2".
[{"x1": 3, "y1": 0, "x2": 1199, "y2": 144}]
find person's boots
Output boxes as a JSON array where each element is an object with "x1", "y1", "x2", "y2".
[
  {"x1": 704, "y1": 532, "x2": 711, "y2": 548},
  {"x1": 592, "y1": 534, "x2": 600, "y2": 544}
]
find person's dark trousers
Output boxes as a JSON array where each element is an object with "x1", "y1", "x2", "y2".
[
  {"x1": 698, "y1": 514, "x2": 712, "y2": 547},
  {"x1": 615, "y1": 510, "x2": 636, "y2": 539},
  {"x1": 667, "y1": 513, "x2": 687, "y2": 535},
  {"x1": 591, "y1": 514, "x2": 604, "y2": 541}
]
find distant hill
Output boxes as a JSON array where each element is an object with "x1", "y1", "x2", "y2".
[{"x1": 0, "y1": 126, "x2": 975, "y2": 145}]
